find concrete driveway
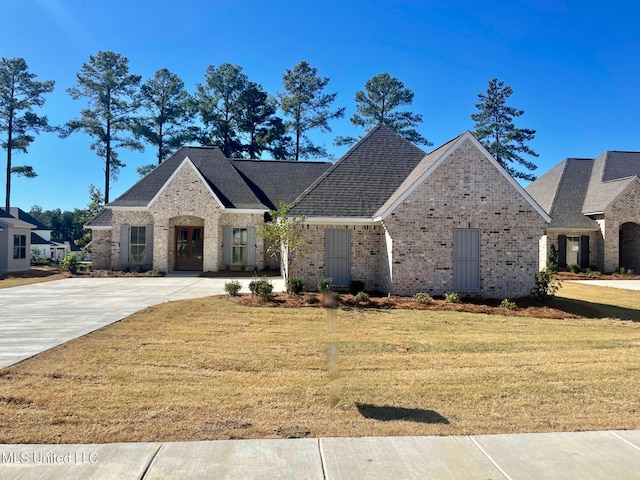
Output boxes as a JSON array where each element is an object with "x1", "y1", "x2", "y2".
[{"x1": 0, "y1": 276, "x2": 284, "y2": 369}]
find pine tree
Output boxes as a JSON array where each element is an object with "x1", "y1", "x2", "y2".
[
  {"x1": 0, "y1": 58, "x2": 55, "y2": 211},
  {"x1": 336, "y1": 72, "x2": 430, "y2": 147},
  {"x1": 134, "y1": 68, "x2": 195, "y2": 175},
  {"x1": 471, "y1": 78, "x2": 538, "y2": 181},
  {"x1": 64, "y1": 51, "x2": 143, "y2": 203},
  {"x1": 280, "y1": 61, "x2": 344, "y2": 160}
]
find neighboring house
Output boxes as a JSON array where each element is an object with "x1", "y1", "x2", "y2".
[
  {"x1": 526, "y1": 151, "x2": 640, "y2": 273},
  {"x1": 87, "y1": 126, "x2": 549, "y2": 298},
  {"x1": 288, "y1": 125, "x2": 550, "y2": 297},
  {"x1": 86, "y1": 147, "x2": 331, "y2": 273},
  {"x1": 0, "y1": 208, "x2": 35, "y2": 274},
  {"x1": 4, "y1": 208, "x2": 67, "y2": 261}
]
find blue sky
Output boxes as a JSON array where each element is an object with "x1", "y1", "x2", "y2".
[{"x1": 2, "y1": 0, "x2": 640, "y2": 211}]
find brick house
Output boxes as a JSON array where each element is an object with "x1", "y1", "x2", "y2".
[
  {"x1": 288, "y1": 125, "x2": 549, "y2": 297},
  {"x1": 87, "y1": 125, "x2": 549, "y2": 298},
  {"x1": 526, "y1": 151, "x2": 640, "y2": 273},
  {"x1": 86, "y1": 147, "x2": 330, "y2": 273}
]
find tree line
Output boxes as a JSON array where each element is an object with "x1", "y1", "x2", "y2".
[{"x1": 1, "y1": 51, "x2": 539, "y2": 212}]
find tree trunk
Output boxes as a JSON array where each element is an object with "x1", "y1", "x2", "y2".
[{"x1": 5, "y1": 115, "x2": 12, "y2": 212}]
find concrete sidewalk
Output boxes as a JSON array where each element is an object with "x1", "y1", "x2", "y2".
[
  {"x1": 0, "y1": 276, "x2": 284, "y2": 368},
  {"x1": 1, "y1": 430, "x2": 639, "y2": 479}
]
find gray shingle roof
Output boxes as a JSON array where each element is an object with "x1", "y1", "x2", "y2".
[
  {"x1": 107, "y1": 147, "x2": 331, "y2": 210},
  {"x1": 526, "y1": 151, "x2": 640, "y2": 229},
  {"x1": 85, "y1": 208, "x2": 112, "y2": 228},
  {"x1": 290, "y1": 125, "x2": 427, "y2": 217},
  {"x1": 6, "y1": 208, "x2": 49, "y2": 230}
]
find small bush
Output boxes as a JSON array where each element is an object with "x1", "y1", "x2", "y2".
[
  {"x1": 569, "y1": 264, "x2": 580, "y2": 273},
  {"x1": 224, "y1": 280, "x2": 241, "y2": 296},
  {"x1": 414, "y1": 292, "x2": 433, "y2": 305},
  {"x1": 619, "y1": 267, "x2": 627, "y2": 275},
  {"x1": 305, "y1": 293, "x2": 319, "y2": 304},
  {"x1": 547, "y1": 244, "x2": 559, "y2": 274},
  {"x1": 255, "y1": 277, "x2": 274, "y2": 301},
  {"x1": 348, "y1": 280, "x2": 365, "y2": 296},
  {"x1": 627, "y1": 268, "x2": 634, "y2": 276},
  {"x1": 289, "y1": 276, "x2": 304, "y2": 294},
  {"x1": 61, "y1": 254, "x2": 79, "y2": 274},
  {"x1": 531, "y1": 268, "x2": 561, "y2": 302},
  {"x1": 500, "y1": 299, "x2": 517, "y2": 310},
  {"x1": 354, "y1": 291, "x2": 370, "y2": 303},
  {"x1": 445, "y1": 292, "x2": 460, "y2": 303},
  {"x1": 317, "y1": 277, "x2": 332, "y2": 292},
  {"x1": 586, "y1": 267, "x2": 601, "y2": 279}
]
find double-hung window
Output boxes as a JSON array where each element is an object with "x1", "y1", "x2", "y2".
[
  {"x1": 232, "y1": 228, "x2": 248, "y2": 264},
  {"x1": 13, "y1": 234, "x2": 26, "y2": 259},
  {"x1": 130, "y1": 226, "x2": 146, "y2": 263}
]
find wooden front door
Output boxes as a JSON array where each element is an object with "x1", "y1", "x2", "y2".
[{"x1": 174, "y1": 226, "x2": 204, "y2": 271}]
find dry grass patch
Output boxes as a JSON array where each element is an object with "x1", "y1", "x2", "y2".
[
  {"x1": 1, "y1": 292, "x2": 640, "y2": 444},
  {"x1": 0, "y1": 267, "x2": 69, "y2": 288},
  {"x1": 553, "y1": 281, "x2": 640, "y2": 321}
]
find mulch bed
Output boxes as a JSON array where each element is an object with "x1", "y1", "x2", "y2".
[{"x1": 218, "y1": 292, "x2": 580, "y2": 319}]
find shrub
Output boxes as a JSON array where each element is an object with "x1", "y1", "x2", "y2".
[
  {"x1": 531, "y1": 268, "x2": 561, "y2": 302},
  {"x1": 445, "y1": 292, "x2": 460, "y2": 303},
  {"x1": 500, "y1": 299, "x2": 517, "y2": 310},
  {"x1": 546, "y1": 244, "x2": 559, "y2": 274},
  {"x1": 354, "y1": 291, "x2": 369, "y2": 303},
  {"x1": 348, "y1": 280, "x2": 365, "y2": 296},
  {"x1": 627, "y1": 268, "x2": 634, "y2": 276},
  {"x1": 414, "y1": 292, "x2": 433, "y2": 305},
  {"x1": 317, "y1": 277, "x2": 332, "y2": 292},
  {"x1": 61, "y1": 254, "x2": 79, "y2": 274},
  {"x1": 224, "y1": 280, "x2": 241, "y2": 296},
  {"x1": 305, "y1": 293, "x2": 319, "y2": 304},
  {"x1": 586, "y1": 267, "x2": 601, "y2": 279},
  {"x1": 255, "y1": 277, "x2": 274, "y2": 301},
  {"x1": 289, "y1": 276, "x2": 304, "y2": 295},
  {"x1": 569, "y1": 264, "x2": 580, "y2": 273}
]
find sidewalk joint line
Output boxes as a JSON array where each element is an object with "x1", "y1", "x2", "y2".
[
  {"x1": 139, "y1": 443, "x2": 164, "y2": 479},
  {"x1": 610, "y1": 431, "x2": 640, "y2": 452},
  {"x1": 468, "y1": 436, "x2": 514, "y2": 480},
  {"x1": 317, "y1": 438, "x2": 328, "y2": 480}
]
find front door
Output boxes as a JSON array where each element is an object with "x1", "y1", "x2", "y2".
[{"x1": 174, "y1": 227, "x2": 204, "y2": 271}]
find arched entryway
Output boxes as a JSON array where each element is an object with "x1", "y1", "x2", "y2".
[{"x1": 619, "y1": 222, "x2": 640, "y2": 272}]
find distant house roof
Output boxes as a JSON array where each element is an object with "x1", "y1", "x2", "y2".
[
  {"x1": 107, "y1": 147, "x2": 331, "y2": 210},
  {"x1": 290, "y1": 124, "x2": 427, "y2": 218},
  {"x1": 526, "y1": 151, "x2": 640, "y2": 229},
  {"x1": 31, "y1": 232, "x2": 50, "y2": 245}
]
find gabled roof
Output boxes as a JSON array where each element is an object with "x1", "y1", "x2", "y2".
[
  {"x1": 5, "y1": 208, "x2": 49, "y2": 230},
  {"x1": 526, "y1": 151, "x2": 640, "y2": 228},
  {"x1": 0, "y1": 208, "x2": 36, "y2": 229},
  {"x1": 31, "y1": 232, "x2": 50, "y2": 245},
  {"x1": 108, "y1": 147, "x2": 331, "y2": 210},
  {"x1": 375, "y1": 131, "x2": 550, "y2": 222},
  {"x1": 290, "y1": 124, "x2": 427, "y2": 218}
]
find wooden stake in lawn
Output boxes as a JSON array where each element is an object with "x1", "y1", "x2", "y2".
[{"x1": 324, "y1": 289, "x2": 340, "y2": 408}]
